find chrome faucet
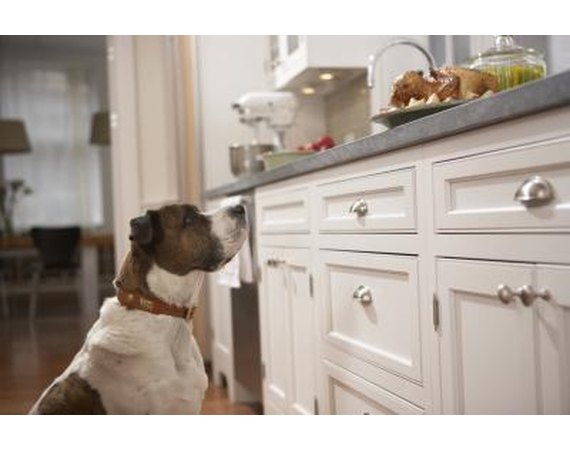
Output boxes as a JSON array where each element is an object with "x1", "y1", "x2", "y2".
[{"x1": 367, "y1": 38, "x2": 437, "y2": 89}]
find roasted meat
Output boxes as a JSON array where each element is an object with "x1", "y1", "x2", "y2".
[
  {"x1": 389, "y1": 67, "x2": 498, "y2": 108},
  {"x1": 434, "y1": 67, "x2": 499, "y2": 99}
]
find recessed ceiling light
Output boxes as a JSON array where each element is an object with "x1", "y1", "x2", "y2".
[
  {"x1": 319, "y1": 72, "x2": 334, "y2": 81},
  {"x1": 301, "y1": 86, "x2": 315, "y2": 95}
]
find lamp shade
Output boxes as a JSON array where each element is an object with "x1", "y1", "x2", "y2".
[
  {"x1": 90, "y1": 112, "x2": 110, "y2": 145},
  {"x1": 0, "y1": 119, "x2": 31, "y2": 154}
]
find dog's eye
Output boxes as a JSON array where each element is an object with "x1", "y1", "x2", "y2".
[{"x1": 183, "y1": 215, "x2": 193, "y2": 227}]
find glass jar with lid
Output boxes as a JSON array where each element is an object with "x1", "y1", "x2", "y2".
[{"x1": 470, "y1": 35, "x2": 547, "y2": 91}]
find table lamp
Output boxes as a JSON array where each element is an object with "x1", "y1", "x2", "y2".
[
  {"x1": 90, "y1": 112, "x2": 110, "y2": 145},
  {"x1": 0, "y1": 119, "x2": 31, "y2": 154}
]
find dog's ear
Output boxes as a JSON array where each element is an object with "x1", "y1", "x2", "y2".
[{"x1": 129, "y1": 212, "x2": 153, "y2": 245}]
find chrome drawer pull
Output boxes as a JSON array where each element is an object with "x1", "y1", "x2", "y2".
[
  {"x1": 352, "y1": 285, "x2": 373, "y2": 304},
  {"x1": 514, "y1": 175, "x2": 554, "y2": 207},
  {"x1": 349, "y1": 198, "x2": 369, "y2": 217},
  {"x1": 497, "y1": 284, "x2": 519, "y2": 304}
]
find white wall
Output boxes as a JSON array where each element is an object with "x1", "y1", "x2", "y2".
[
  {"x1": 196, "y1": 36, "x2": 270, "y2": 192},
  {"x1": 196, "y1": 36, "x2": 328, "y2": 192},
  {"x1": 108, "y1": 36, "x2": 184, "y2": 266}
]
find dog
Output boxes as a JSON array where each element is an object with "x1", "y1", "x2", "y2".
[{"x1": 29, "y1": 203, "x2": 248, "y2": 414}]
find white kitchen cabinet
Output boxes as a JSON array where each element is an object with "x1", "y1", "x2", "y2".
[
  {"x1": 257, "y1": 187, "x2": 311, "y2": 234},
  {"x1": 319, "y1": 250, "x2": 422, "y2": 382},
  {"x1": 269, "y1": 35, "x2": 379, "y2": 92},
  {"x1": 316, "y1": 167, "x2": 417, "y2": 233},
  {"x1": 323, "y1": 360, "x2": 423, "y2": 415},
  {"x1": 258, "y1": 246, "x2": 290, "y2": 413},
  {"x1": 206, "y1": 272, "x2": 234, "y2": 388},
  {"x1": 258, "y1": 245, "x2": 316, "y2": 414},
  {"x1": 437, "y1": 259, "x2": 569, "y2": 414},
  {"x1": 251, "y1": 106, "x2": 570, "y2": 414},
  {"x1": 433, "y1": 136, "x2": 570, "y2": 232}
]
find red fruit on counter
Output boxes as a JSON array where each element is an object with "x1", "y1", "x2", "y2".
[
  {"x1": 316, "y1": 135, "x2": 335, "y2": 150},
  {"x1": 298, "y1": 136, "x2": 335, "y2": 152}
]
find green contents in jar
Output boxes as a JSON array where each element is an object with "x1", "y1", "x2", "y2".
[
  {"x1": 470, "y1": 36, "x2": 547, "y2": 92},
  {"x1": 479, "y1": 64, "x2": 546, "y2": 91}
]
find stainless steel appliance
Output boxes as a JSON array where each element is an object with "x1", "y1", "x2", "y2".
[
  {"x1": 228, "y1": 194, "x2": 263, "y2": 405},
  {"x1": 228, "y1": 91, "x2": 299, "y2": 178},
  {"x1": 231, "y1": 91, "x2": 298, "y2": 150},
  {"x1": 229, "y1": 143, "x2": 274, "y2": 178}
]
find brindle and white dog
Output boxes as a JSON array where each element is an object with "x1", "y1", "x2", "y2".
[{"x1": 29, "y1": 203, "x2": 247, "y2": 414}]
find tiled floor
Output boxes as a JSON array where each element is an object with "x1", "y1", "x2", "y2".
[{"x1": 0, "y1": 312, "x2": 259, "y2": 414}]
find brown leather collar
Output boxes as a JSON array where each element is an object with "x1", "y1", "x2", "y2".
[{"x1": 117, "y1": 289, "x2": 197, "y2": 321}]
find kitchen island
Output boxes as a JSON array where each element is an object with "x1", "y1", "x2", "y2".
[{"x1": 205, "y1": 70, "x2": 570, "y2": 415}]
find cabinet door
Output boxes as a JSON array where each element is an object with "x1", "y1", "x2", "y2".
[
  {"x1": 284, "y1": 248, "x2": 316, "y2": 414},
  {"x1": 437, "y1": 259, "x2": 538, "y2": 414},
  {"x1": 258, "y1": 247, "x2": 291, "y2": 413},
  {"x1": 535, "y1": 264, "x2": 570, "y2": 414},
  {"x1": 206, "y1": 273, "x2": 234, "y2": 391}
]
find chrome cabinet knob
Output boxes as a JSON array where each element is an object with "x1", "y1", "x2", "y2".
[
  {"x1": 498, "y1": 284, "x2": 551, "y2": 306},
  {"x1": 349, "y1": 198, "x2": 369, "y2": 217},
  {"x1": 516, "y1": 285, "x2": 551, "y2": 306},
  {"x1": 537, "y1": 289, "x2": 552, "y2": 301},
  {"x1": 514, "y1": 175, "x2": 555, "y2": 207},
  {"x1": 266, "y1": 258, "x2": 286, "y2": 267},
  {"x1": 497, "y1": 284, "x2": 519, "y2": 304},
  {"x1": 516, "y1": 285, "x2": 535, "y2": 307},
  {"x1": 352, "y1": 285, "x2": 373, "y2": 304}
]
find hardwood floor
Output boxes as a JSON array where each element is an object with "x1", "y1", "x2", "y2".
[{"x1": 0, "y1": 314, "x2": 259, "y2": 415}]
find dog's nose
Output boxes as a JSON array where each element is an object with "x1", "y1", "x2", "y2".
[{"x1": 230, "y1": 204, "x2": 246, "y2": 217}]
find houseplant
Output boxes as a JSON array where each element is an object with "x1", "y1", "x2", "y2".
[{"x1": 0, "y1": 179, "x2": 32, "y2": 236}]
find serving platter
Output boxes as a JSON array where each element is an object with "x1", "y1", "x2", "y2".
[{"x1": 371, "y1": 100, "x2": 468, "y2": 128}]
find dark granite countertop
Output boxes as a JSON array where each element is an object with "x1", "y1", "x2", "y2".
[{"x1": 205, "y1": 70, "x2": 570, "y2": 199}]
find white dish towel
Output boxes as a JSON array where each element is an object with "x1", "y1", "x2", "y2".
[{"x1": 216, "y1": 196, "x2": 254, "y2": 288}]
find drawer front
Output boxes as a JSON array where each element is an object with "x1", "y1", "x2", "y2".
[
  {"x1": 319, "y1": 250, "x2": 421, "y2": 382},
  {"x1": 317, "y1": 167, "x2": 416, "y2": 233},
  {"x1": 323, "y1": 360, "x2": 422, "y2": 415},
  {"x1": 257, "y1": 188, "x2": 310, "y2": 234},
  {"x1": 434, "y1": 137, "x2": 570, "y2": 231}
]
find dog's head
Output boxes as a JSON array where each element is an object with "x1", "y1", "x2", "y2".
[{"x1": 128, "y1": 203, "x2": 248, "y2": 275}]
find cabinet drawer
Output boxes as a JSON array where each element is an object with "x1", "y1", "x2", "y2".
[
  {"x1": 317, "y1": 167, "x2": 416, "y2": 233},
  {"x1": 323, "y1": 360, "x2": 422, "y2": 415},
  {"x1": 257, "y1": 188, "x2": 310, "y2": 234},
  {"x1": 319, "y1": 251, "x2": 421, "y2": 382},
  {"x1": 434, "y1": 137, "x2": 570, "y2": 231}
]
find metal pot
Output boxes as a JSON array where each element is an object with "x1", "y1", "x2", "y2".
[{"x1": 230, "y1": 143, "x2": 275, "y2": 178}]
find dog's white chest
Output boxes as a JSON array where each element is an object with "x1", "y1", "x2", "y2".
[{"x1": 75, "y1": 300, "x2": 208, "y2": 414}]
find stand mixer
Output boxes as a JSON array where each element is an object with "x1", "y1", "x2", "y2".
[
  {"x1": 231, "y1": 91, "x2": 298, "y2": 150},
  {"x1": 229, "y1": 91, "x2": 298, "y2": 178}
]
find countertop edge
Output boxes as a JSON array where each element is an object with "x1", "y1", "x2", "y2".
[{"x1": 205, "y1": 70, "x2": 570, "y2": 200}]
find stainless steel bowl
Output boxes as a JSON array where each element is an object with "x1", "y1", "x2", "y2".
[{"x1": 230, "y1": 143, "x2": 275, "y2": 178}]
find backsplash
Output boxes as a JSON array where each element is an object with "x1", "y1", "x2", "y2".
[{"x1": 324, "y1": 74, "x2": 371, "y2": 145}]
